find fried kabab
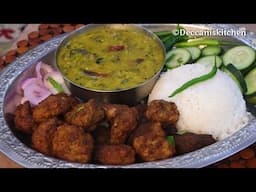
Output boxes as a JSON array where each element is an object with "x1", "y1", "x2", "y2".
[
  {"x1": 146, "y1": 100, "x2": 179, "y2": 125},
  {"x1": 133, "y1": 134, "x2": 175, "y2": 162},
  {"x1": 32, "y1": 117, "x2": 62, "y2": 155},
  {"x1": 14, "y1": 101, "x2": 36, "y2": 134},
  {"x1": 95, "y1": 144, "x2": 135, "y2": 165},
  {"x1": 65, "y1": 99, "x2": 104, "y2": 132},
  {"x1": 103, "y1": 104, "x2": 138, "y2": 144},
  {"x1": 52, "y1": 124, "x2": 94, "y2": 163},
  {"x1": 33, "y1": 93, "x2": 78, "y2": 123}
]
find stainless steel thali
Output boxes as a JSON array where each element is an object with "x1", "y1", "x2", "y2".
[{"x1": 1, "y1": 24, "x2": 256, "y2": 168}]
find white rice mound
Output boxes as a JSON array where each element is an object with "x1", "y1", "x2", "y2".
[{"x1": 148, "y1": 63, "x2": 249, "y2": 140}]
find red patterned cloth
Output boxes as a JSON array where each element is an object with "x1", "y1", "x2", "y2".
[{"x1": 0, "y1": 24, "x2": 26, "y2": 56}]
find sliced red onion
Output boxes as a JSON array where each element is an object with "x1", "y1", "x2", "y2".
[
  {"x1": 21, "y1": 62, "x2": 71, "y2": 105},
  {"x1": 21, "y1": 77, "x2": 41, "y2": 90},
  {"x1": 23, "y1": 82, "x2": 52, "y2": 106},
  {"x1": 35, "y1": 61, "x2": 54, "y2": 81}
]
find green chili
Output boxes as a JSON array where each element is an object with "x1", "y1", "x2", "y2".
[
  {"x1": 175, "y1": 38, "x2": 241, "y2": 47},
  {"x1": 47, "y1": 77, "x2": 64, "y2": 93},
  {"x1": 169, "y1": 61, "x2": 218, "y2": 97},
  {"x1": 167, "y1": 136, "x2": 175, "y2": 146},
  {"x1": 162, "y1": 35, "x2": 172, "y2": 43},
  {"x1": 154, "y1": 31, "x2": 172, "y2": 38},
  {"x1": 156, "y1": 25, "x2": 189, "y2": 52}
]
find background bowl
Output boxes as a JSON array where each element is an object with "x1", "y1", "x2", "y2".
[{"x1": 55, "y1": 24, "x2": 166, "y2": 105}]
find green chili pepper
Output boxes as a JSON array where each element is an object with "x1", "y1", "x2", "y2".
[
  {"x1": 162, "y1": 35, "x2": 172, "y2": 43},
  {"x1": 169, "y1": 60, "x2": 218, "y2": 98},
  {"x1": 164, "y1": 34, "x2": 189, "y2": 52},
  {"x1": 47, "y1": 77, "x2": 64, "y2": 93},
  {"x1": 175, "y1": 38, "x2": 241, "y2": 47},
  {"x1": 155, "y1": 25, "x2": 189, "y2": 52},
  {"x1": 167, "y1": 136, "x2": 175, "y2": 146},
  {"x1": 154, "y1": 31, "x2": 172, "y2": 38}
]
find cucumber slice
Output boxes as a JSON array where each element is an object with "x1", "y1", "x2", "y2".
[
  {"x1": 166, "y1": 48, "x2": 191, "y2": 69},
  {"x1": 223, "y1": 46, "x2": 256, "y2": 70},
  {"x1": 185, "y1": 47, "x2": 201, "y2": 61},
  {"x1": 241, "y1": 62, "x2": 256, "y2": 76},
  {"x1": 222, "y1": 64, "x2": 247, "y2": 93},
  {"x1": 245, "y1": 68, "x2": 256, "y2": 95},
  {"x1": 201, "y1": 46, "x2": 222, "y2": 56},
  {"x1": 244, "y1": 68, "x2": 256, "y2": 104},
  {"x1": 197, "y1": 55, "x2": 222, "y2": 68}
]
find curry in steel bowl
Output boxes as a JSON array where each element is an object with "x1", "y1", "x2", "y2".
[
  {"x1": 56, "y1": 25, "x2": 165, "y2": 91},
  {"x1": 4, "y1": 24, "x2": 255, "y2": 168}
]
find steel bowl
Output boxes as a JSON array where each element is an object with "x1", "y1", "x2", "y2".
[
  {"x1": 55, "y1": 24, "x2": 166, "y2": 105},
  {"x1": 1, "y1": 24, "x2": 256, "y2": 168}
]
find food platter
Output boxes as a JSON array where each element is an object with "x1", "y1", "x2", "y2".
[{"x1": 1, "y1": 24, "x2": 256, "y2": 168}]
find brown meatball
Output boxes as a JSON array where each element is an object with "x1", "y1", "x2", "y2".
[
  {"x1": 103, "y1": 104, "x2": 138, "y2": 144},
  {"x1": 14, "y1": 101, "x2": 37, "y2": 134},
  {"x1": 146, "y1": 100, "x2": 179, "y2": 125},
  {"x1": 32, "y1": 118, "x2": 62, "y2": 155},
  {"x1": 33, "y1": 93, "x2": 78, "y2": 123},
  {"x1": 52, "y1": 125, "x2": 94, "y2": 163},
  {"x1": 65, "y1": 99, "x2": 104, "y2": 131},
  {"x1": 95, "y1": 144, "x2": 135, "y2": 165},
  {"x1": 174, "y1": 133, "x2": 216, "y2": 155},
  {"x1": 133, "y1": 134, "x2": 175, "y2": 162},
  {"x1": 93, "y1": 124, "x2": 111, "y2": 145},
  {"x1": 127, "y1": 122, "x2": 165, "y2": 145}
]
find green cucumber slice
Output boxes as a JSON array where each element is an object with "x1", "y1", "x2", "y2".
[
  {"x1": 185, "y1": 47, "x2": 201, "y2": 61},
  {"x1": 166, "y1": 48, "x2": 191, "y2": 69},
  {"x1": 197, "y1": 55, "x2": 222, "y2": 68},
  {"x1": 202, "y1": 46, "x2": 222, "y2": 56},
  {"x1": 223, "y1": 46, "x2": 256, "y2": 70}
]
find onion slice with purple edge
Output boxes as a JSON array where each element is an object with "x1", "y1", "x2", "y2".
[
  {"x1": 36, "y1": 61, "x2": 54, "y2": 81},
  {"x1": 20, "y1": 62, "x2": 71, "y2": 105},
  {"x1": 22, "y1": 79, "x2": 52, "y2": 105}
]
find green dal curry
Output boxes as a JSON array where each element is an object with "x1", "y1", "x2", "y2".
[{"x1": 57, "y1": 26, "x2": 164, "y2": 91}]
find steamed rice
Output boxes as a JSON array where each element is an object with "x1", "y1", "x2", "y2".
[{"x1": 148, "y1": 63, "x2": 249, "y2": 140}]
